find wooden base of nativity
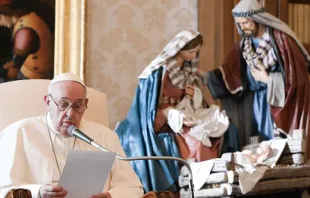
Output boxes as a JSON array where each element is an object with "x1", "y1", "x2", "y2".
[{"x1": 179, "y1": 138, "x2": 310, "y2": 198}]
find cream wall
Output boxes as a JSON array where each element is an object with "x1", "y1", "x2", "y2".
[{"x1": 85, "y1": 0, "x2": 198, "y2": 128}]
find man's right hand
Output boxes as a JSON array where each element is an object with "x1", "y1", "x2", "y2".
[{"x1": 39, "y1": 185, "x2": 67, "y2": 198}]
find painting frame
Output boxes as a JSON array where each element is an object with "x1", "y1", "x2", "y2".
[
  {"x1": 54, "y1": 0, "x2": 86, "y2": 80},
  {"x1": 288, "y1": 0, "x2": 310, "y2": 4}
]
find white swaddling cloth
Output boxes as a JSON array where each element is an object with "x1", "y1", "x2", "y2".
[
  {"x1": 164, "y1": 86, "x2": 229, "y2": 147},
  {"x1": 235, "y1": 139, "x2": 287, "y2": 194}
]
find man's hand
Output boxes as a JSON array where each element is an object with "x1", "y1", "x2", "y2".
[
  {"x1": 3, "y1": 61, "x2": 14, "y2": 70},
  {"x1": 39, "y1": 185, "x2": 67, "y2": 198},
  {"x1": 185, "y1": 84, "x2": 195, "y2": 99},
  {"x1": 3, "y1": 61, "x2": 19, "y2": 79},
  {"x1": 92, "y1": 192, "x2": 112, "y2": 198},
  {"x1": 7, "y1": 67, "x2": 19, "y2": 79},
  {"x1": 250, "y1": 64, "x2": 269, "y2": 83}
]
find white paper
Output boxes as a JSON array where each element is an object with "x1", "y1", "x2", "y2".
[{"x1": 58, "y1": 150, "x2": 116, "y2": 198}]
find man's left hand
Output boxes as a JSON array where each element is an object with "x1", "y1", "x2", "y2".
[
  {"x1": 92, "y1": 192, "x2": 112, "y2": 198},
  {"x1": 250, "y1": 64, "x2": 269, "y2": 83}
]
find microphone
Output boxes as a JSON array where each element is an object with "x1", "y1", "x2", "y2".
[
  {"x1": 67, "y1": 126, "x2": 195, "y2": 198},
  {"x1": 67, "y1": 126, "x2": 94, "y2": 144}
]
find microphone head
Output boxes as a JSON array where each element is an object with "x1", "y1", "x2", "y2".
[{"x1": 67, "y1": 125, "x2": 77, "y2": 135}]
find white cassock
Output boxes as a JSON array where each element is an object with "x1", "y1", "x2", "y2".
[{"x1": 0, "y1": 114, "x2": 144, "y2": 198}]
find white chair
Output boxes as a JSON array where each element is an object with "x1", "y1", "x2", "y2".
[
  {"x1": 0, "y1": 80, "x2": 171, "y2": 198},
  {"x1": 0, "y1": 79, "x2": 109, "y2": 131}
]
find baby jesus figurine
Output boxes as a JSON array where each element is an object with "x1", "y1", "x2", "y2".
[{"x1": 235, "y1": 143, "x2": 272, "y2": 164}]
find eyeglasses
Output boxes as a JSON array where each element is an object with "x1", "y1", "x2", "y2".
[{"x1": 49, "y1": 94, "x2": 87, "y2": 113}]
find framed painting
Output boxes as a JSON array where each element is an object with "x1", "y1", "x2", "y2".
[
  {"x1": 0, "y1": 0, "x2": 86, "y2": 83},
  {"x1": 54, "y1": 0, "x2": 86, "y2": 80}
]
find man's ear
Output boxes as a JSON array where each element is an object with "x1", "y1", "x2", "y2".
[
  {"x1": 85, "y1": 98, "x2": 89, "y2": 106},
  {"x1": 44, "y1": 95, "x2": 50, "y2": 105}
]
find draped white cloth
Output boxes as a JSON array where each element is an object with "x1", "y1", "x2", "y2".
[
  {"x1": 0, "y1": 114, "x2": 143, "y2": 198},
  {"x1": 165, "y1": 86, "x2": 229, "y2": 147}
]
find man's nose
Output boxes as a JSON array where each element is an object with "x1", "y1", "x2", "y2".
[{"x1": 66, "y1": 106, "x2": 75, "y2": 117}]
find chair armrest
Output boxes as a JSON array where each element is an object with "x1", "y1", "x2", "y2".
[
  {"x1": 142, "y1": 191, "x2": 174, "y2": 198},
  {"x1": 5, "y1": 189, "x2": 32, "y2": 198}
]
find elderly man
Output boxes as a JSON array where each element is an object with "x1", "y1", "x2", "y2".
[
  {"x1": 0, "y1": 73, "x2": 144, "y2": 198},
  {"x1": 204, "y1": 0, "x2": 310, "y2": 155}
]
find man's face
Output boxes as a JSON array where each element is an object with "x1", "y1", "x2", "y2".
[
  {"x1": 178, "y1": 44, "x2": 201, "y2": 62},
  {"x1": 235, "y1": 17, "x2": 257, "y2": 36},
  {"x1": 45, "y1": 81, "x2": 88, "y2": 137}
]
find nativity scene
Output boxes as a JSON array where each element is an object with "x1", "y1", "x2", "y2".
[
  {"x1": 0, "y1": 0, "x2": 310, "y2": 198},
  {"x1": 117, "y1": 0, "x2": 310, "y2": 197}
]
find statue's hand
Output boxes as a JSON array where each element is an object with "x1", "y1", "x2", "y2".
[
  {"x1": 197, "y1": 68, "x2": 206, "y2": 77},
  {"x1": 185, "y1": 84, "x2": 195, "y2": 99},
  {"x1": 250, "y1": 64, "x2": 269, "y2": 83}
]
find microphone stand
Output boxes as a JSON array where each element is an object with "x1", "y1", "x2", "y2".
[
  {"x1": 67, "y1": 126, "x2": 195, "y2": 197},
  {"x1": 91, "y1": 141, "x2": 195, "y2": 198}
]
